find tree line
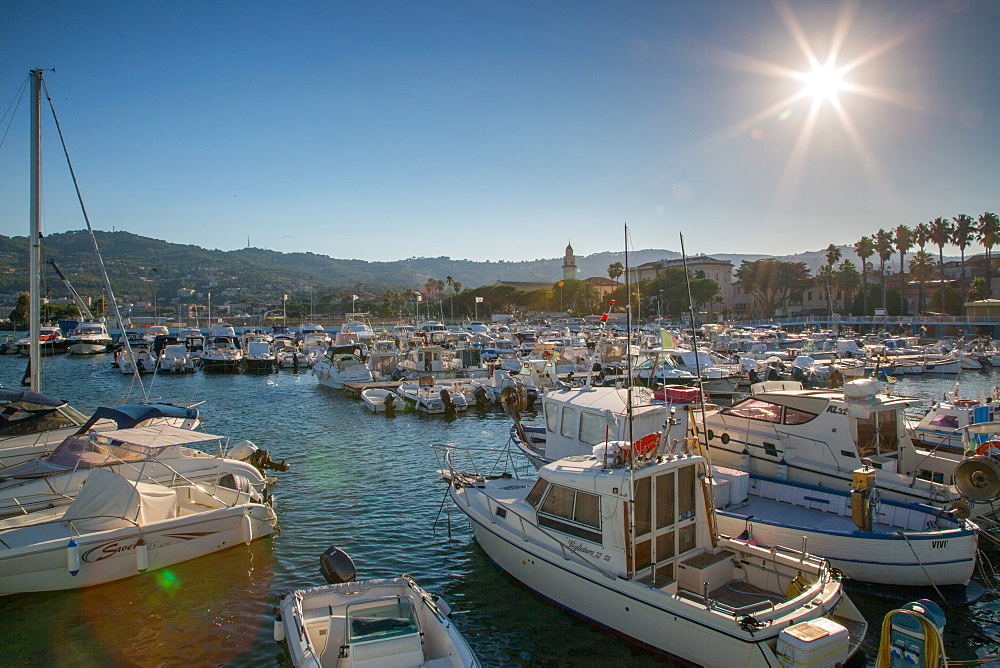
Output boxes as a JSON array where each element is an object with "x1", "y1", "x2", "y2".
[{"x1": 736, "y1": 212, "x2": 999, "y2": 319}]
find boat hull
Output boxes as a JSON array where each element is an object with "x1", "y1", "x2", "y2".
[
  {"x1": 0, "y1": 505, "x2": 274, "y2": 595},
  {"x1": 466, "y1": 514, "x2": 833, "y2": 667}
]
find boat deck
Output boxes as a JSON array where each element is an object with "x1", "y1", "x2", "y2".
[{"x1": 723, "y1": 494, "x2": 904, "y2": 536}]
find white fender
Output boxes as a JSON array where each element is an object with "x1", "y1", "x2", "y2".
[
  {"x1": 241, "y1": 512, "x2": 253, "y2": 545},
  {"x1": 67, "y1": 538, "x2": 81, "y2": 576},
  {"x1": 136, "y1": 537, "x2": 149, "y2": 572}
]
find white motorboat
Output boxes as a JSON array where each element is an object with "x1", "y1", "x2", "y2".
[
  {"x1": 276, "y1": 574, "x2": 479, "y2": 668},
  {"x1": 15, "y1": 325, "x2": 68, "y2": 356},
  {"x1": 0, "y1": 467, "x2": 276, "y2": 595},
  {"x1": 711, "y1": 467, "x2": 980, "y2": 595},
  {"x1": 334, "y1": 319, "x2": 377, "y2": 346},
  {"x1": 115, "y1": 343, "x2": 157, "y2": 374},
  {"x1": 66, "y1": 320, "x2": 113, "y2": 355},
  {"x1": 0, "y1": 395, "x2": 200, "y2": 471},
  {"x1": 274, "y1": 336, "x2": 309, "y2": 369},
  {"x1": 360, "y1": 388, "x2": 398, "y2": 413},
  {"x1": 314, "y1": 345, "x2": 375, "y2": 389},
  {"x1": 700, "y1": 379, "x2": 1000, "y2": 519},
  {"x1": 653, "y1": 348, "x2": 741, "y2": 396},
  {"x1": 200, "y1": 330, "x2": 244, "y2": 372},
  {"x1": 0, "y1": 425, "x2": 282, "y2": 519},
  {"x1": 395, "y1": 381, "x2": 467, "y2": 414},
  {"x1": 157, "y1": 344, "x2": 197, "y2": 374},
  {"x1": 398, "y1": 346, "x2": 459, "y2": 380},
  {"x1": 244, "y1": 340, "x2": 277, "y2": 372},
  {"x1": 435, "y1": 443, "x2": 867, "y2": 667}
]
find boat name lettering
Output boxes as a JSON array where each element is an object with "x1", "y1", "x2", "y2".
[
  {"x1": 81, "y1": 538, "x2": 171, "y2": 563},
  {"x1": 566, "y1": 540, "x2": 603, "y2": 559},
  {"x1": 930, "y1": 539, "x2": 949, "y2": 550},
  {"x1": 826, "y1": 406, "x2": 849, "y2": 415}
]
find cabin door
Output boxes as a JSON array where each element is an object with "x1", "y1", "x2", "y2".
[{"x1": 627, "y1": 465, "x2": 698, "y2": 587}]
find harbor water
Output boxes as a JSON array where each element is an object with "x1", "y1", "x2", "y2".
[{"x1": 1, "y1": 353, "x2": 998, "y2": 666}]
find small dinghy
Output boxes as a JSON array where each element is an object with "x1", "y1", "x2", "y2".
[
  {"x1": 361, "y1": 388, "x2": 397, "y2": 414},
  {"x1": 275, "y1": 546, "x2": 480, "y2": 667}
]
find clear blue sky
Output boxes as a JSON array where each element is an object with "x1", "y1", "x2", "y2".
[{"x1": 2, "y1": 0, "x2": 998, "y2": 263}]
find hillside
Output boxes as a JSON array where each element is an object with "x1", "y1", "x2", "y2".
[{"x1": 0, "y1": 231, "x2": 959, "y2": 305}]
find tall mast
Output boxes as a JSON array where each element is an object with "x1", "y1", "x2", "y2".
[{"x1": 28, "y1": 69, "x2": 43, "y2": 392}]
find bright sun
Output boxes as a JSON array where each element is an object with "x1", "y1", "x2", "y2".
[{"x1": 799, "y1": 62, "x2": 847, "y2": 103}]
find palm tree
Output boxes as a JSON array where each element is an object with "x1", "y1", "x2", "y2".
[
  {"x1": 836, "y1": 260, "x2": 861, "y2": 315},
  {"x1": 928, "y1": 217, "x2": 952, "y2": 279},
  {"x1": 823, "y1": 244, "x2": 841, "y2": 317},
  {"x1": 952, "y1": 214, "x2": 975, "y2": 299},
  {"x1": 607, "y1": 262, "x2": 624, "y2": 283},
  {"x1": 978, "y1": 212, "x2": 1000, "y2": 298},
  {"x1": 445, "y1": 276, "x2": 455, "y2": 321},
  {"x1": 853, "y1": 236, "x2": 875, "y2": 316},
  {"x1": 894, "y1": 225, "x2": 913, "y2": 314},
  {"x1": 909, "y1": 251, "x2": 935, "y2": 314},
  {"x1": 874, "y1": 229, "x2": 894, "y2": 309},
  {"x1": 816, "y1": 265, "x2": 835, "y2": 317},
  {"x1": 913, "y1": 223, "x2": 930, "y2": 253}
]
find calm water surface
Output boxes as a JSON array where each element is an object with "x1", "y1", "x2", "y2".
[{"x1": 0, "y1": 354, "x2": 998, "y2": 666}]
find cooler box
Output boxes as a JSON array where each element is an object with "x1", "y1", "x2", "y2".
[
  {"x1": 776, "y1": 617, "x2": 850, "y2": 667},
  {"x1": 712, "y1": 466, "x2": 749, "y2": 505}
]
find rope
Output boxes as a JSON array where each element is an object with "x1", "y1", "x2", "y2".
[{"x1": 874, "y1": 608, "x2": 946, "y2": 668}]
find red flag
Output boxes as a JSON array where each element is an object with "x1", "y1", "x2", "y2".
[
  {"x1": 601, "y1": 314, "x2": 609, "y2": 322},
  {"x1": 609, "y1": 300, "x2": 615, "y2": 305}
]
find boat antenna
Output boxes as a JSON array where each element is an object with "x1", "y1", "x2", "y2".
[
  {"x1": 680, "y1": 231, "x2": 718, "y2": 547},
  {"x1": 41, "y1": 74, "x2": 147, "y2": 401}
]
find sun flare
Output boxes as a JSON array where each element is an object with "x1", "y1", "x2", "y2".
[{"x1": 798, "y1": 61, "x2": 848, "y2": 103}]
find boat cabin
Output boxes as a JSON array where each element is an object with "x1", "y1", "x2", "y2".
[
  {"x1": 539, "y1": 386, "x2": 671, "y2": 462},
  {"x1": 523, "y1": 452, "x2": 709, "y2": 591}
]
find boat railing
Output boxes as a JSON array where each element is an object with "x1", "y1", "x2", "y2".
[
  {"x1": 4, "y1": 488, "x2": 76, "y2": 516},
  {"x1": 709, "y1": 597, "x2": 777, "y2": 619}
]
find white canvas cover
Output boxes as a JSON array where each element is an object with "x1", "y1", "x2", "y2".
[
  {"x1": 62, "y1": 467, "x2": 177, "y2": 532},
  {"x1": 248, "y1": 341, "x2": 271, "y2": 356}
]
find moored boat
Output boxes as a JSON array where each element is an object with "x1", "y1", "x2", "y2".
[
  {"x1": 434, "y1": 442, "x2": 867, "y2": 666},
  {"x1": 0, "y1": 467, "x2": 276, "y2": 595}
]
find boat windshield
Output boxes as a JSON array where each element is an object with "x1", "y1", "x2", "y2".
[
  {"x1": 45, "y1": 433, "x2": 158, "y2": 468},
  {"x1": 0, "y1": 402, "x2": 77, "y2": 436}
]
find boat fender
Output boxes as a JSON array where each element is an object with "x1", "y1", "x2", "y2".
[
  {"x1": 273, "y1": 610, "x2": 286, "y2": 643},
  {"x1": 67, "y1": 538, "x2": 81, "y2": 576},
  {"x1": 242, "y1": 512, "x2": 253, "y2": 545},
  {"x1": 785, "y1": 575, "x2": 808, "y2": 599},
  {"x1": 431, "y1": 594, "x2": 452, "y2": 617},
  {"x1": 136, "y1": 537, "x2": 149, "y2": 572}
]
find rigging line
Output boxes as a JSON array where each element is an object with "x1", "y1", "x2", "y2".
[
  {"x1": 0, "y1": 75, "x2": 30, "y2": 151},
  {"x1": 40, "y1": 77, "x2": 147, "y2": 402}
]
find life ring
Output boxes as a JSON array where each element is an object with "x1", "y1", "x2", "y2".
[
  {"x1": 953, "y1": 399, "x2": 978, "y2": 407},
  {"x1": 975, "y1": 440, "x2": 1000, "y2": 457}
]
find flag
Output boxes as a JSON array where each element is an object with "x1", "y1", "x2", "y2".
[
  {"x1": 283, "y1": 293, "x2": 290, "y2": 300},
  {"x1": 661, "y1": 331, "x2": 674, "y2": 348},
  {"x1": 416, "y1": 294, "x2": 423, "y2": 302},
  {"x1": 475, "y1": 297, "x2": 484, "y2": 303},
  {"x1": 352, "y1": 294, "x2": 359, "y2": 301}
]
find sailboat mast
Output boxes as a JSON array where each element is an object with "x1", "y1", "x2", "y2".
[{"x1": 28, "y1": 69, "x2": 43, "y2": 392}]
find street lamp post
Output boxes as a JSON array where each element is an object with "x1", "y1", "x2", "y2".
[{"x1": 152, "y1": 268, "x2": 158, "y2": 325}]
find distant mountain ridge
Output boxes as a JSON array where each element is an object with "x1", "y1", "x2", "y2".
[{"x1": 0, "y1": 231, "x2": 959, "y2": 302}]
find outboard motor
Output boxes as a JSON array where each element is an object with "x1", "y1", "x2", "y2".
[
  {"x1": 383, "y1": 392, "x2": 396, "y2": 413},
  {"x1": 473, "y1": 385, "x2": 490, "y2": 408},
  {"x1": 218, "y1": 473, "x2": 260, "y2": 503},
  {"x1": 319, "y1": 545, "x2": 357, "y2": 585},
  {"x1": 229, "y1": 440, "x2": 290, "y2": 473},
  {"x1": 440, "y1": 388, "x2": 455, "y2": 413}
]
